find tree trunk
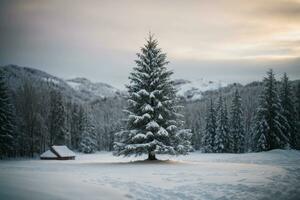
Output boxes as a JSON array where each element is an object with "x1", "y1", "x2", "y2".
[{"x1": 148, "y1": 151, "x2": 157, "y2": 160}]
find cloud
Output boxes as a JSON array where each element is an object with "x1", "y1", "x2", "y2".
[{"x1": 252, "y1": 0, "x2": 300, "y2": 20}]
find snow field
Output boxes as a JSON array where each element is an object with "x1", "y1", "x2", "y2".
[{"x1": 0, "y1": 150, "x2": 299, "y2": 200}]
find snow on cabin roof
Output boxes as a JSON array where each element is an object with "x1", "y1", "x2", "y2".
[
  {"x1": 40, "y1": 150, "x2": 58, "y2": 158},
  {"x1": 51, "y1": 145, "x2": 75, "y2": 157}
]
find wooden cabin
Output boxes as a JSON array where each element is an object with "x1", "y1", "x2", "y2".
[{"x1": 40, "y1": 145, "x2": 75, "y2": 160}]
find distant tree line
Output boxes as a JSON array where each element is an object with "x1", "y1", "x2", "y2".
[
  {"x1": 0, "y1": 67, "x2": 300, "y2": 158},
  {"x1": 201, "y1": 89, "x2": 244, "y2": 153},
  {"x1": 0, "y1": 68, "x2": 124, "y2": 158},
  {"x1": 188, "y1": 69, "x2": 300, "y2": 153}
]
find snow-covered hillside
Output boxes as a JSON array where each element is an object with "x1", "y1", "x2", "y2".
[
  {"x1": 0, "y1": 150, "x2": 299, "y2": 200},
  {"x1": 1, "y1": 65, "x2": 122, "y2": 102},
  {"x1": 174, "y1": 78, "x2": 227, "y2": 100},
  {"x1": 1, "y1": 65, "x2": 231, "y2": 102},
  {"x1": 66, "y1": 77, "x2": 120, "y2": 99}
]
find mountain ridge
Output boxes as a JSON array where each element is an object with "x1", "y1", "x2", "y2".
[
  {"x1": 0, "y1": 65, "x2": 122, "y2": 102},
  {"x1": 6, "y1": 65, "x2": 298, "y2": 102},
  {"x1": 1, "y1": 65, "x2": 232, "y2": 101}
]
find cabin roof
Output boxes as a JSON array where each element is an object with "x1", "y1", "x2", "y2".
[
  {"x1": 40, "y1": 145, "x2": 75, "y2": 159},
  {"x1": 40, "y1": 150, "x2": 57, "y2": 158},
  {"x1": 51, "y1": 145, "x2": 76, "y2": 157}
]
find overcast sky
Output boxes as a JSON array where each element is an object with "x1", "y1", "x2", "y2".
[{"x1": 0, "y1": 0, "x2": 300, "y2": 89}]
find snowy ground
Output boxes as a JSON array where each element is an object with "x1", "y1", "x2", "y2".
[{"x1": 0, "y1": 150, "x2": 300, "y2": 200}]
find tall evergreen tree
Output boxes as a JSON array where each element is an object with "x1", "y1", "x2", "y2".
[
  {"x1": 295, "y1": 82, "x2": 300, "y2": 149},
  {"x1": 70, "y1": 104, "x2": 79, "y2": 149},
  {"x1": 49, "y1": 90, "x2": 66, "y2": 145},
  {"x1": 279, "y1": 73, "x2": 296, "y2": 149},
  {"x1": 214, "y1": 95, "x2": 229, "y2": 153},
  {"x1": 223, "y1": 103, "x2": 230, "y2": 151},
  {"x1": 0, "y1": 69, "x2": 15, "y2": 157},
  {"x1": 202, "y1": 98, "x2": 217, "y2": 152},
  {"x1": 79, "y1": 109, "x2": 97, "y2": 153},
  {"x1": 71, "y1": 104, "x2": 85, "y2": 149},
  {"x1": 114, "y1": 34, "x2": 192, "y2": 160},
  {"x1": 253, "y1": 69, "x2": 289, "y2": 151},
  {"x1": 229, "y1": 89, "x2": 244, "y2": 153}
]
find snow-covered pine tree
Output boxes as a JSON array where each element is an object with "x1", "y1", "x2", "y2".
[
  {"x1": 229, "y1": 89, "x2": 245, "y2": 153},
  {"x1": 114, "y1": 34, "x2": 192, "y2": 160},
  {"x1": 253, "y1": 69, "x2": 289, "y2": 151},
  {"x1": 214, "y1": 95, "x2": 229, "y2": 153},
  {"x1": 79, "y1": 109, "x2": 97, "y2": 153},
  {"x1": 253, "y1": 100, "x2": 270, "y2": 152},
  {"x1": 296, "y1": 82, "x2": 300, "y2": 121},
  {"x1": 0, "y1": 69, "x2": 15, "y2": 157},
  {"x1": 256, "y1": 128, "x2": 268, "y2": 151},
  {"x1": 202, "y1": 98, "x2": 216, "y2": 153},
  {"x1": 223, "y1": 103, "x2": 230, "y2": 151},
  {"x1": 71, "y1": 104, "x2": 85, "y2": 149},
  {"x1": 295, "y1": 82, "x2": 300, "y2": 149},
  {"x1": 279, "y1": 73, "x2": 296, "y2": 149},
  {"x1": 70, "y1": 104, "x2": 79, "y2": 149},
  {"x1": 49, "y1": 89, "x2": 66, "y2": 145}
]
